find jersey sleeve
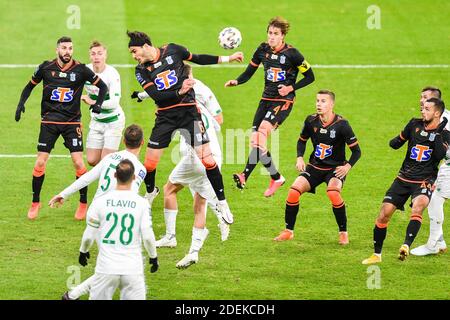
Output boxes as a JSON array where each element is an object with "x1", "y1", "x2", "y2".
[
  {"x1": 86, "y1": 200, "x2": 101, "y2": 229},
  {"x1": 342, "y1": 120, "x2": 359, "y2": 147},
  {"x1": 31, "y1": 61, "x2": 46, "y2": 85},
  {"x1": 101, "y1": 67, "x2": 121, "y2": 109},
  {"x1": 200, "y1": 83, "x2": 222, "y2": 116},
  {"x1": 400, "y1": 118, "x2": 415, "y2": 141},
  {"x1": 140, "y1": 200, "x2": 157, "y2": 258},
  {"x1": 299, "y1": 118, "x2": 311, "y2": 141},
  {"x1": 81, "y1": 64, "x2": 101, "y2": 86}
]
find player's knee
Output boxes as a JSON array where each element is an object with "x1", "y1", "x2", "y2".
[
  {"x1": 87, "y1": 155, "x2": 99, "y2": 167},
  {"x1": 286, "y1": 187, "x2": 302, "y2": 205},
  {"x1": 163, "y1": 182, "x2": 176, "y2": 196},
  {"x1": 144, "y1": 158, "x2": 159, "y2": 172},
  {"x1": 326, "y1": 188, "x2": 344, "y2": 208}
]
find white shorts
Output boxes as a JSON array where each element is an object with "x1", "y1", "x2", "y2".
[
  {"x1": 89, "y1": 273, "x2": 146, "y2": 300},
  {"x1": 86, "y1": 112, "x2": 125, "y2": 150},
  {"x1": 435, "y1": 166, "x2": 450, "y2": 198},
  {"x1": 169, "y1": 154, "x2": 220, "y2": 202}
]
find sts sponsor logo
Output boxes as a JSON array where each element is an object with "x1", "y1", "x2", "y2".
[
  {"x1": 155, "y1": 70, "x2": 178, "y2": 90},
  {"x1": 50, "y1": 87, "x2": 74, "y2": 102},
  {"x1": 267, "y1": 67, "x2": 286, "y2": 82},
  {"x1": 314, "y1": 143, "x2": 333, "y2": 160},
  {"x1": 410, "y1": 144, "x2": 432, "y2": 162}
]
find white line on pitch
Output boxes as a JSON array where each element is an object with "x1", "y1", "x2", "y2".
[{"x1": 0, "y1": 154, "x2": 71, "y2": 158}]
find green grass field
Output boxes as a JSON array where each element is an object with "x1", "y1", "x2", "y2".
[{"x1": 0, "y1": 0, "x2": 449, "y2": 300}]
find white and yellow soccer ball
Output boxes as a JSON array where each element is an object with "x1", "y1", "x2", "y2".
[{"x1": 218, "y1": 27, "x2": 242, "y2": 50}]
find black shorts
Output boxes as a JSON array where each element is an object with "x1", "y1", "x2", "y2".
[
  {"x1": 148, "y1": 106, "x2": 209, "y2": 149},
  {"x1": 37, "y1": 122, "x2": 83, "y2": 153},
  {"x1": 252, "y1": 99, "x2": 294, "y2": 131},
  {"x1": 382, "y1": 178, "x2": 434, "y2": 211},
  {"x1": 300, "y1": 164, "x2": 345, "y2": 194}
]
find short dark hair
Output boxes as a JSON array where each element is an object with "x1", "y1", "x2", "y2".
[
  {"x1": 422, "y1": 86, "x2": 441, "y2": 99},
  {"x1": 267, "y1": 16, "x2": 290, "y2": 35},
  {"x1": 89, "y1": 40, "x2": 106, "y2": 50},
  {"x1": 124, "y1": 124, "x2": 143, "y2": 149},
  {"x1": 426, "y1": 98, "x2": 445, "y2": 115},
  {"x1": 115, "y1": 159, "x2": 135, "y2": 184},
  {"x1": 317, "y1": 89, "x2": 335, "y2": 101},
  {"x1": 127, "y1": 30, "x2": 152, "y2": 47},
  {"x1": 57, "y1": 36, "x2": 72, "y2": 45}
]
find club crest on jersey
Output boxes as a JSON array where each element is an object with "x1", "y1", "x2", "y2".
[
  {"x1": 429, "y1": 133, "x2": 436, "y2": 141},
  {"x1": 267, "y1": 67, "x2": 286, "y2": 82},
  {"x1": 330, "y1": 129, "x2": 336, "y2": 138},
  {"x1": 280, "y1": 55, "x2": 286, "y2": 64},
  {"x1": 154, "y1": 70, "x2": 178, "y2": 90},
  {"x1": 50, "y1": 87, "x2": 74, "y2": 102},
  {"x1": 410, "y1": 144, "x2": 433, "y2": 162},
  {"x1": 69, "y1": 72, "x2": 76, "y2": 81},
  {"x1": 314, "y1": 143, "x2": 333, "y2": 160},
  {"x1": 165, "y1": 56, "x2": 174, "y2": 64}
]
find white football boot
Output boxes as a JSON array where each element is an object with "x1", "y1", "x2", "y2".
[
  {"x1": 155, "y1": 234, "x2": 177, "y2": 248},
  {"x1": 216, "y1": 200, "x2": 234, "y2": 224},
  {"x1": 411, "y1": 240, "x2": 447, "y2": 256},
  {"x1": 176, "y1": 252, "x2": 199, "y2": 269}
]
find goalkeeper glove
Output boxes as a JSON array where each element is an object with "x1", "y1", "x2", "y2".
[
  {"x1": 15, "y1": 103, "x2": 25, "y2": 122},
  {"x1": 89, "y1": 104, "x2": 102, "y2": 114},
  {"x1": 131, "y1": 91, "x2": 143, "y2": 103},
  {"x1": 149, "y1": 257, "x2": 159, "y2": 273},
  {"x1": 79, "y1": 251, "x2": 90, "y2": 266}
]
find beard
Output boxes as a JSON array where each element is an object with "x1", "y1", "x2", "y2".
[{"x1": 59, "y1": 53, "x2": 72, "y2": 63}]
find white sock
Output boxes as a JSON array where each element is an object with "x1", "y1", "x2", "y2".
[
  {"x1": 189, "y1": 227, "x2": 208, "y2": 254},
  {"x1": 427, "y1": 191, "x2": 445, "y2": 247},
  {"x1": 164, "y1": 208, "x2": 178, "y2": 237},
  {"x1": 68, "y1": 275, "x2": 95, "y2": 299}
]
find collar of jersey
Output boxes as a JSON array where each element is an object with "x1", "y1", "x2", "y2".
[
  {"x1": 320, "y1": 113, "x2": 337, "y2": 128},
  {"x1": 56, "y1": 59, "x2": 74, "y2": 72}
]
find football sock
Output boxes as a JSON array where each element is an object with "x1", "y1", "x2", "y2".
[
  {"x1": 189, "y1": 227, "x2": 208, "y2": 254},
  {"x1": 332, "y1": 206, "x2": 347, "y2": 232},
  {"x1": 164, "y1": 208, "x2": 178, "y2": 237},
  {"x1": 205, "y1": 166, "x2": 225, "y2": 201},
  {"x1": 32, "y1": 175, "x2": 45, "y2": 203},
  {"x1": 260, "y1": 150, "x2": 281, "y2": 180},
  {"x1": 373, "y1": 224, "x2": 387, "y2": 254},
  {"x1": 145, "y1": 169, "x2": 156, "y2": 193},
  {"x1": 427, "y1": 192, "x2": 445, "y2": 245},
  {"x1": 243, "y1": 148, "x2": 259, "y2": 180},
  {"x1": 75, "y1": 176, "x2": 88, "y2": 204},
  {"x1": 285, "y1": 203, "x2": 299, "y2": 231},
  {"x1": 404, "y1": 219, "x2": 422, "y2": 247}
]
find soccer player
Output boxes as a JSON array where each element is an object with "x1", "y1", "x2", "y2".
[
  {"x1": 411, "y1": 87, "x2": 449, "y2": 256},
  {"x1": 77, "y1": 159, "x2": 158, "y2": 300},
  {"x1": 362, "y1": 98, "x2": 449, "y2": 264},
  {"x1": 15, "y1": 36, "x2": 108, "y2": 220},
  {"x1": 274, "y1": 90, "x2": 361, "y2": 244},
  {"x1": 225, "y1": 16, "x2": 315, "y2": 197},
  {"x1": 133, "y1": 64, "x2": 229, "y2": 268},
  {"x1": 127, "y1": 31, "x2": 243, "y2": 224},
  {"x1": 81, "y1": 41, "x2": 125, "y2": 166},
  {"x1": 50, "y1": 124, "x2": 148, "y2": 300}
]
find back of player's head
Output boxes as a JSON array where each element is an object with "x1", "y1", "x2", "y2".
[
  {"x1": 127, "y1": 30, "x2": 152, "y2": 47},
  {"x1": 426, "y1": 98, "x2": 445, "y2": 115},
  {"x1": 57, "y1": 36, "x2": 72, "y2": 45},
  {"x1": 422, "y1": 86, "x2": 441, "y2": 99},
  {"x1": 267, "y1": 17, "x2": 290, "y2": 35},
  {"x1": 89, "y1": 40, "x2": 106, "y2": 50},
  {"x1": 317, "y1": 89, "x2": 336, "y2": 102},
  {"x1": 183, "y1": 63, "x2": 193, "y2": 78},
  {"x1": 124, "y1": 124, "x2": 144, "y2": 149},
  {"x1": 115, "y1": 159, "x2": 135, "y2": 184}
]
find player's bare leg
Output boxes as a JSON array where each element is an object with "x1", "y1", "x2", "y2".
[
  {"x1": 362, "y1": 203, "x2": 397, "y2": 264},
  {"x1": 71, "y1": 152, "x2": 88, "y2": 220},
  {"x1": 195, "y1": 143, "x2": 233, "y2": 224},
  {"x1": 399, "y1": 195, "x2": 429, "y2": 260},
  {"x1": 327, "y1": 178, "x2": 348, "y2": 245},
  {"x1": 274, "y1": 176, "x2": 310, "y2": 241},
  {"x1": 28, "y1": 152, "x2": 50, "y2": 219},
  {"x1": 86, "y1": 148, "x2": 102, "y2": 166},
  {"x1": 156, "y1": 181, "x2": 183, "y2": 248},
  {"x1": 177, "y1": 192, "x2": 209, "y2": 269},
  {"x1": 143, "y1": 147, "x2": 163, "y2": 206}
]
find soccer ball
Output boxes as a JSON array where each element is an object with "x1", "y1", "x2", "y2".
[{"x1": 218, "y1": 27, "x2": 242, "y2": 50}]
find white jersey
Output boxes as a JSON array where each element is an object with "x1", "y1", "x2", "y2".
[
  {"x1": 436, "y1": 110, "x2": 450, "y2": 189},
  {"x1": 179, "y1": 79, "x2": 222, "y2": 163},
  {"x1": 86, "y1": 190, "x2": 152, "y2": 275},
  {"x1": 439, "y1": 109, "x2": 450, "y2": 167},
  {"x1": 85, "y1": 64, "x2": 124, "y2": 123},
  {"x1": 60, "y1": 150, "x2": 146, "y2": 200}
]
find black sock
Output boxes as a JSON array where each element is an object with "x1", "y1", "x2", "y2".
[
  {"x1": 32, "y1": 175, "x2": 45, "y2": 203},
  {"x1": 332, "y1": 205, "x2": 347, "y2": 232},
  {"x1": 260, "y1": 151, "x2": 280, "y2": 180},
  {"x1": 76, "y1": 176, "x2": 88, "y2": 204},
  {"x1": 285, "y1": 203, "x2": 299, "y2": 230},
  {"x1": 374, "y1": 225, "x2": 387, "y2": 254},
  {"x1": 404, "y1": 220, "x2": 422, "y2": 246},
  {"x1": 206, "y1": 166, "x2": 225, "y2": 201},
  {"x1": 145, "y1": 170, "x2": 156, "y2": 193},
  {"x1": 243, "y1": 148, "x2": 259, "y2": 181}
]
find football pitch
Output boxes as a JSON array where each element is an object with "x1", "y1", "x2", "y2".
[{"x1": 0, "y1": 0, "x2": 449, "y2": 300}]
